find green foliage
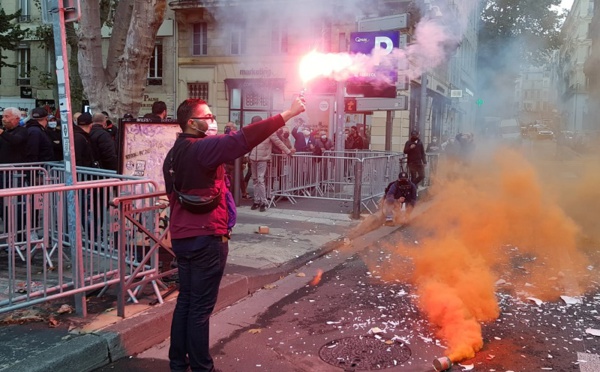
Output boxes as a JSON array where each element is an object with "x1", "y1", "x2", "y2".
[
  {"x1": 479, "y1": 0, "x2": 564, "y2": 68},
  {"x1": 0, "y1": 9, "x2": 29, "y2": 68}
]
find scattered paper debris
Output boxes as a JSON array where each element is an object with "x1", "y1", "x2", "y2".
[
  {"x1": 560, "y1": 296, "x2": 582, "y2": 305},
  {"x1": 57, "y1": 304, "x2": 73, "y2": 314},
  {"x1": 368, "y1": 327, "x2": 384, "y2": 334},
  {"x1": 248, "y1": 328, "x2": 262, "y2": 334},
  {"x1": 527, "y1": 297, "x2": 543, "y2": 306},
  {"x1": 296, "y1": 272, "x2": 306, "y2": 277},
  {"x1": 585, "y1": 328, "x2": 600, "y2": 337},
  {"x1": 495, "y1": 279, "x2": 507, "y2": 286},
  {"x1": 486, "y1": 354, "x2": 495, "y2": 360},
  {"x1": 263, "y1": 284, "x2": 277, "y2": 290},
  {"x1": 458, "y1": 364, "x2": 474, "y2": 371}
]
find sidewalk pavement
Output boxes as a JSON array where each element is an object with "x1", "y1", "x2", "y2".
[{"x1": 0, "y1": 196, "x2": 411, "y2": 372}]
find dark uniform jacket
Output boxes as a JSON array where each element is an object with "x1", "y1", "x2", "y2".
[
  {"x1": 25, "y1": 120, "x2": 54, "y2": 162},
  {"x1": 73, "y1": 125, "x2": 97, "y2": 167},
  {"x1": 89, "y1": 125, "x2": 118, "y2": 171},
  {"x1": 0, "y1": 126, "x2": 28, "y2": 164}
]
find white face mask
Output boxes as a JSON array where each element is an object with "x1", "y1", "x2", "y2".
[
  {"x1": 206, "y1": 122, "x2": 218, "y2": 136},
  {"x1": 303, "y1": 130, "x2": 310, "y2": 137},
  {"x1": 321, "y1": 135, "x2": 327, "y2": 140},
  {"x1": 48, "y1": 121, "x2": 58, "y2": 129}
]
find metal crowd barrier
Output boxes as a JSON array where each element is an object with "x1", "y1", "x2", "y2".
[
  {"x1": 0, "y1": 163, "x2": 169, "y2": 317},
  {"x1": 266, "y1": 151, "x2": 405, "y2": 218}
]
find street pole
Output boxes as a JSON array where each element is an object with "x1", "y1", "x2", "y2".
[
  {"x1": 419, "y1": 72, "x2": 428, "y2": 135},
  {"x1": 48, "y1": 0, "x2": 85, "y2": 316},
  {"x1": 334, "y1": 81, "x2": 345, "y2": 192},
  {"x1": 385, "y1": 110, "x2": 393, "y2": 151}
]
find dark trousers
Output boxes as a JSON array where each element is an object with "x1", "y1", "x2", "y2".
[
  {"x1": 169, "y1": 235, "x2": 229, "y2": 372},
  {"x1": 408, "y1": 162, "x2": 425, "y2": 186}
]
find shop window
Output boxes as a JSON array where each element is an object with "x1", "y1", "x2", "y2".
[{"x1": 188, "y1": 82, "x2": 209, "y2": 101}]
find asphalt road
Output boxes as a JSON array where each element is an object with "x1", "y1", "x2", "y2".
[{"x1": 94, "y1": 221, "x2": 600, "y2": 372}]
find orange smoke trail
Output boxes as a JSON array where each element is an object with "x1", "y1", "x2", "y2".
[{"x1": 374, "y1": 142, "x2": 599, "y2": 362}]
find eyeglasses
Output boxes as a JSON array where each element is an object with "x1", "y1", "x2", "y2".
[{"x1": 190, "y1": 115, "x2": 217, "y2": 124}]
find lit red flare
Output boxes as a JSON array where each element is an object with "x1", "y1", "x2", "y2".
[
  {"x1": 299, "y1": 50, "x2": 353, "y2": 84},
  {"x1": 309, "y1": 269, "x2": 323, "y2": 286}
]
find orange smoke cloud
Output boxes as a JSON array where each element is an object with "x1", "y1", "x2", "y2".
[{"x1": 366, "y1": 141, "x2": 600, "y2": 362}]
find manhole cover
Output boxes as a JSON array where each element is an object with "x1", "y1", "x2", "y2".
[{"x1": 319, "y1": 336, "x2": 411, "y2": 370}]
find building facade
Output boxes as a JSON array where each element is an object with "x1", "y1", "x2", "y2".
[
  {"x1": 168, "y1": 0, "x2": 481, "y2": 150},
  {"x1": 559, "y1": 0, "x2": 594, "y2": 132},
  {"x1": 0, "y1": 2, "x2": 178, "y2": 120}
]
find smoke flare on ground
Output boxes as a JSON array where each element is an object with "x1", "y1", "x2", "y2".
[{"x1": 354, "y1": 143, "x2": 600, "y2": 362}]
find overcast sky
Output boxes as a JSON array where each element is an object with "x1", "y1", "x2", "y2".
[{"x1": 560, "y1": 0, "x2": 573, "y2": 10}]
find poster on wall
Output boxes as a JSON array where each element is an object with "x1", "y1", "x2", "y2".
[{"x1": 118, "y1": 118, "x2": 181, "y2": 192}]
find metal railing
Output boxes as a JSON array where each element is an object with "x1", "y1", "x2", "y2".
[
  {"x1": 265, "y1": 151, "x2": 405, "y2": 218},
  {"x1": 0, "y1": 163, "x2": 166, "y2": 317}
]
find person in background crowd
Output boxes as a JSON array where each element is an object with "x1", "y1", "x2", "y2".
[
  {"x1": 456, "y1": 132, "x2": 476, "y2": 165},
  {"x1": 46, "y1": 115, "x2": 63, "y2": 161},
  {"x1": 314, "y1": 130, "x2": 334, "y2": 155},
  {"x1": 163, "y1": 96, "x2": 305, "y2": 372},
  {"x1": 89, "y1": 113, "x2": 118, "y2": 171},
  {"x1": 403, "y1": 130, "x2": 427, "y2": 187},
  {"x1": 73, "y1": 113, "x2": 98, "y2": 167},
  {"x1": 292, "y1": 124, "x2": 316, "y2": 152},
  {"x1": 249, "y1": 115, "x2": 295, "y2": 212},
  {"x1": 73, "y1": 112, "x2": 82, "y2": 127},
  {"x1": 152, "y1": 100, "x2": 168, "y2": 120},
  {"x1": 26, "y1": 107, "x2": 54, "y2": 163},
  {"x1": 0, "y1": 107, "x2": 28, "y2": 164},
  {"x1": 426, "y1": 136, "x2": 441, "y2": 153},
  {"x1": 345, "y1": 125, "x2": 364, "y2": 150},
  {"x1": 102, "y1": 111, "x2": 119, "y2": 145},
  {"x1": 224, "y1": 122, "x2": 236, "y2": 134},
  {"x1": 0, "y1": 107, "x2": 29, "y2": 230},
  {"x1": 383, "y1": 171, "x2": 417, "y2": 224},
  {"x1": 426, "y1": 136, "x2": 441, "y2": 179}
]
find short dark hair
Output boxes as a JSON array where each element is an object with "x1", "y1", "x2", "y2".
[
  {"x1": 176, "y1": 98, "x2": 208, "y2": 131},
  {"x1": 152, "y1": 101, "x2": 167, "y2": 115}
]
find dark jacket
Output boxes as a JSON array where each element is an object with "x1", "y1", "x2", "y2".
[
  {"x1": 47, "y1": 127, "x2": 63, "y2": 161},
  {"x1": 0, "y1": 126, "x2": 28, "y2": 164},
  {"x1": 25, "y1": 120, "x2": 54, "y2": 162},
  {"x1": 163, "y1": 114, "x2": 287, "y2": 239},
  {"x1": 89, "y1": 125, "x2": 118, "y2": 171},
  {"x1": 73, "y1": 125, "x2": 97, "y2": 167},
  {"x1": 403, "y1": 138, "x2": 427, "y2": 165},
  {"x1": 314, "y1": 137, "x2": 334, "y2": 155},
  {"x1": 345, "y1": 133, "x2": 364, "y2": 150},
  {"x1": 291, "y1": 127, "x2": 317, "y2": 152},
  {"x1": 386, "y1": 179, "x2": 417, "y2": 207}
]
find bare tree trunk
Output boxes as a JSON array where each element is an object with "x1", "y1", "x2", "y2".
[{"x1": 77, "y1": 0, "x2": 166, "y2": 117}]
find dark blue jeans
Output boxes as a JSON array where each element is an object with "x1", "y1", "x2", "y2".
[{"x1": 169, "y1": 235, "x2": 228, "y2": 372}]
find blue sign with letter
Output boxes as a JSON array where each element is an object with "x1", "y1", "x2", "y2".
[{"x1": 348, "y1": 31, "x2": 401, "y2": 98}]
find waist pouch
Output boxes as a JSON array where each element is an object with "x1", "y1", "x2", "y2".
[{"x1": 174, "y1": 186, "x2": 222, "y2": 214}]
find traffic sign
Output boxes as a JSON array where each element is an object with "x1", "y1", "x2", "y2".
[
  {"x1": 344, "y1": 98, "x2": 357, "y2": 113},
  {"x1": 356, "y1": 97, "x2": 408, "y2": 111}
]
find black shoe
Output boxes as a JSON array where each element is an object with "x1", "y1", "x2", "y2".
[
  {"x1": 251, "y1": 203, "x2": 260, "y2": 210},
  {"x1": 259, "y1": 203, "x2": 266, "y2": 212}
]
